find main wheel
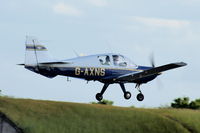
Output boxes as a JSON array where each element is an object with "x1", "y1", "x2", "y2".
[
  {"x1": 124, "y1": 91, "x2": 131, "y2": 100},
  {"x1": 136, "y1": 93, "x2": 144, "y2": 101},
  {"x1": 96, "y1": 93, "x2": 103, "y2": 101}
]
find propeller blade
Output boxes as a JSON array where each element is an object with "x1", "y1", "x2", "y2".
[{"x1": 149, "y1": 53, "x2": 155, "y2": 68}]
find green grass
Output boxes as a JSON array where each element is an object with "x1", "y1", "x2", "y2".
[{"x1": 0, "y1": 97, "x2": 200, "y2": 133}]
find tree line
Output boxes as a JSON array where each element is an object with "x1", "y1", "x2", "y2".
[{"x1": 171, "y1": 97, "x2": 200, "y2": 109}]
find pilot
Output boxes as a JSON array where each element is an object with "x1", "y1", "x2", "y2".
[
  {"x1": 113, "y1": 55, "x2": 119, "y2": 66},
  {"x1": 104, "y1": 56, "x2": 110, "y2": 65}
]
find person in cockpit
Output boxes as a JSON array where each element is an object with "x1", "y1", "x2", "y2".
[
  {"x1": 113, "y1": 55, "x2": 119, "y2": 66},
  {"x1": 104, "y1": 56, "x2": 110, "y2": 65}
]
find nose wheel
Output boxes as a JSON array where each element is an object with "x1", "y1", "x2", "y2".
[
  {"x1": 136, "y1": 93, "x2": 144, "y2": 101},
  {"x1": 135, "y1": 84, "x2": 144, "y2": 101}
]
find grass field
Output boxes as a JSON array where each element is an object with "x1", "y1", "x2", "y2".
[{"x1": 0, "y1": 96, "x2": 200, "y2": 133}]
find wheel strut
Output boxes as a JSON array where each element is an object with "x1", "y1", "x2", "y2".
[{"x1": 135, "y1": 83, "x2": 142, "y2": 93}]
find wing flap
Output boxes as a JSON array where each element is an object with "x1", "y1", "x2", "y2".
[{"x1": 116, "y1": 62, "x2": 187, "y2": 82}]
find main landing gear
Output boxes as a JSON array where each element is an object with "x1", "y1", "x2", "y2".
[
  {"x1": 95, "y1": 83, "x2": 131, "y2": 101},
  {"x1": 135, "y1": 84, "x2": 144, "y2": 101},
  {"x1": 96, "y1": 83, "x2": 109, "y2": 101},
  {"x1": 119, "y1": 83, "x2": 131, "y2": 100}
]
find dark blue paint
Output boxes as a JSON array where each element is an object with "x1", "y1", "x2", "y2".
[{"x1": 25, "y1": 66, "x2": 157, "y2": 84}]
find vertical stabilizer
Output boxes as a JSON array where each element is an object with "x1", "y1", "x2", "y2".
[
  {"x1": 24, "y1": 36, "x2": 57, "y2": 78},
  {"x1": 25, "y1": 36, "x2": 53, "y2": 66}
]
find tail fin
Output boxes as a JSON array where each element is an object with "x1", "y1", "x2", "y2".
[
  {"x1": 24, "y1": 36, "x2": 57, "y2": 78},
  {"x1": 25, "y1": 36, "x2": 53, "y2": 66}
]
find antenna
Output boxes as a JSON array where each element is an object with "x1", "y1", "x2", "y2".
[
  {"x1": 73, "y1": 49, "x2": 79, "y2": 57},
  {"x1": 67, "y1": 76, "x2": 71, "y2": 82}
]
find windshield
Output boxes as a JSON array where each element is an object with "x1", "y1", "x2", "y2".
[
  {"x1": 98, "y1": 55, "x2": 111, "y2": 66},
  {"x1": 112, "y1": 54, "x2": 137, "y2": 67}
]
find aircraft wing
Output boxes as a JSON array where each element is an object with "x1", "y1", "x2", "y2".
[{"x1": 115, "y1": 62, "x2": 187, "y2": 82}]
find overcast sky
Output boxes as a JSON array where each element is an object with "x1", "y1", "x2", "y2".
[{"x1": 0, "y1": 0, "x2": 199, "y2": 107}]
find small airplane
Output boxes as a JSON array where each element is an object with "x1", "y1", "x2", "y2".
[{"x1": 19, "y1": 37, "x2": 187, "y2": 102}]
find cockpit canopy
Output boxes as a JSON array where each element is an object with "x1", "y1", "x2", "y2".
[{"x1": 98, "y1": 54, "x2": 137, "y2": 68}]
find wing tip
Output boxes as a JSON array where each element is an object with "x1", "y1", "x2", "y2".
[{"x1": 175, "y1": 62, "x2": 187, "y2": 67}]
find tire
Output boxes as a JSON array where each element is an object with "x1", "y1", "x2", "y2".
[
  {"x1": 136, "y1": 93, "x2": 144, "y2": 101},
  {"x1": 124, "y1": 91, "x2": 131, "y2": 100},
  {"x1": 96, "y1": 93, "x2": 103, "y2": 101}
]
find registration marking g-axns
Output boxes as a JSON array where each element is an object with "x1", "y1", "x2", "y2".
[{"x1": 75, "y1": 67, "x2": 105, "y2": 76}]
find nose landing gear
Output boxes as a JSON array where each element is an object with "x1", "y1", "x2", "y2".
[
  {"x1": 135, "y1": 84, "x2": 144, "y2": 101},
  {"x1": 137, "y1": 93, "x2": 144, "y2": 101}
]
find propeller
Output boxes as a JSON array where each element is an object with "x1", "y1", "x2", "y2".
[
  {"x1": 149, "y1": 53, "x2": 155, "y2": 68},
  {"x1": 149, "y1": 53, "x2": 164, "y2": 89}
]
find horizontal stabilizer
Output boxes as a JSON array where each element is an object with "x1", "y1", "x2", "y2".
[
  {"x1": 18, "y1": 64, "x2": 25, "y2": 66},
  {"x1": 116, "y1": 62, "x2": 187, "y2": 82},
  {"x1": 39, "y1": 61, "x2": 72, "y2": 65},
  {"x1": 18, "y1": 61, "x2": 72, "y2": 66}
]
